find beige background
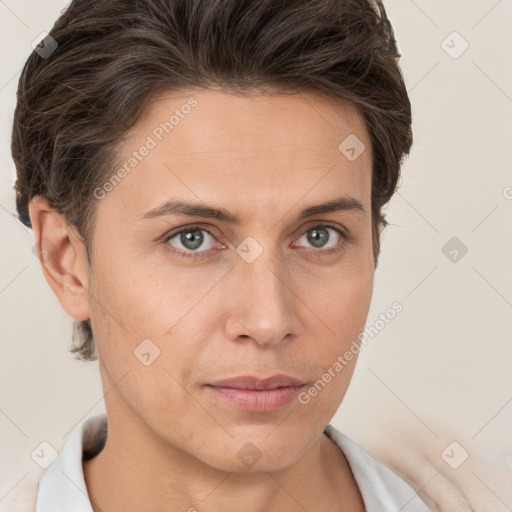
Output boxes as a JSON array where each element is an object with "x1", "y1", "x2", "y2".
[{"x1": 1, "y1": 1, "x2": 511, "y2": 510}]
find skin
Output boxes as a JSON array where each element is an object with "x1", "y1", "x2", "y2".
[{"x1": 29, "y1": 89, "x2": 375, "y2": 512}]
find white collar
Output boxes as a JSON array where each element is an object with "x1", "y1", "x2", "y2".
[
  {"x1": 324, "y1": 424, "x2": 431, "y2": 511},
  {"x1": 36, "y1": 413, "x2": 106, "y2": 512}
]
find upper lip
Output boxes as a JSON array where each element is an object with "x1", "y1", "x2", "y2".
[{"x1": 207, "y1": 374, "x2": 306, "y2": 390}]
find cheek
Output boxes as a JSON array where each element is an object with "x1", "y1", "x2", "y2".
[
  {"x1": 88, "y1": 254, "x2": 209, "y2": 392},
  {"x1": 297, "y1": 266, "x2": 373, "y2": 391},
  {"x1": 306, "y1": 257, "x2": 374, "y2": 334},
  {"x1": 89, "y1": 289, "x2": 198, "y2": 428},
  {"x1": 335, "y1": 270, "x2": 373, "y2": 331},
  {"x1": 89, "y1": 248, "x2": 178, "y2": 338}
]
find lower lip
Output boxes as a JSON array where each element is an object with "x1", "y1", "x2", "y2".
[{"x1": 204, "y1": 385, "x2": 305, "y2": 412}]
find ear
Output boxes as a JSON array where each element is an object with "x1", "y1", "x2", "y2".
[{"x1": 28, "y1": 196, "x2": 91, "y2": 321}]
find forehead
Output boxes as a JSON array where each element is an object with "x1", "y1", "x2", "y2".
[
  {"x1": 140, "y1": 88, "x2": 369, "y2": 154},
  {"x1": 101, "y1": 88, "x2": 372, "y2": 223}
]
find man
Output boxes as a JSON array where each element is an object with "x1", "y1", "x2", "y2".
[{"x1": 11, "y1": 0, "x2": 442, "y2": 510}]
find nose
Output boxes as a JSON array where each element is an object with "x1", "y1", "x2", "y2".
[{"x1": 223, "y1": 246, "x2": 299, "y2": 348}]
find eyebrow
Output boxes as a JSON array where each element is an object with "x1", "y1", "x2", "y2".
[{"x1": 141, "y1": 195, "x2": 366, "y2": 224}]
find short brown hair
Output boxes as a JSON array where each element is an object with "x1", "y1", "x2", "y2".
[{"x1": 11, "y1": 0, "x2": 413, "y2": 362}]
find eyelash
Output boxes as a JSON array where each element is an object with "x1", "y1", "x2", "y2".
[{"x1": 162, "y1": 222, "x2": 349, "y2": 261}]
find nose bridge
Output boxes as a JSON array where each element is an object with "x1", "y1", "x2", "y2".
[{"x1": 225, "y1": 240, "x2": 296, "y2": 346}]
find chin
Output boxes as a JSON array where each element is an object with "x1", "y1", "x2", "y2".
[
  {"x1": 208, "y1": 451, "x2": 301, "y2": 474},
  {"x1": 193, "y1": 431, "x2": 309, "y2": 474}
]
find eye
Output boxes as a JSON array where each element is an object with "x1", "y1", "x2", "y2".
[
  {"x1": 164, "y1": 226, "x2": 218, "y2": 259},
  {"x1": 293, "y1": 224, "x2": 346, "y2": 253},
  {"x1": 163, "y1": 223, "x2": 347, "y2": 260}
]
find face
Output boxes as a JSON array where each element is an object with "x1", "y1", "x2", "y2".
[{"x1": 84, "y1": 89, "x2": 375, "y2": 472}]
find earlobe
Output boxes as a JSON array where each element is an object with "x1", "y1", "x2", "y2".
[{"x1": 28, "y1": 196, "x2": 91, "y2": 322}]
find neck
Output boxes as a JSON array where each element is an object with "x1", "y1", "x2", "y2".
[{"x1": 83, "y1": 410, "x2": 364, "y2": 512}]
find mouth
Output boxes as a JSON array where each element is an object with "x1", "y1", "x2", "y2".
[{"x1": 204, "y1": 374, "x2": 307, "y2": 412}]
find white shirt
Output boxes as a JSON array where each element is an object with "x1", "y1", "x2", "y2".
[{"x1": 33, "y1": 413, "x2": 432, "y2": 511}]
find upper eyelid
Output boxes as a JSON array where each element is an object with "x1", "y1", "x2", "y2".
[{"x1": 165, "y1": 225, "x2": 218, "y2": 243}]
